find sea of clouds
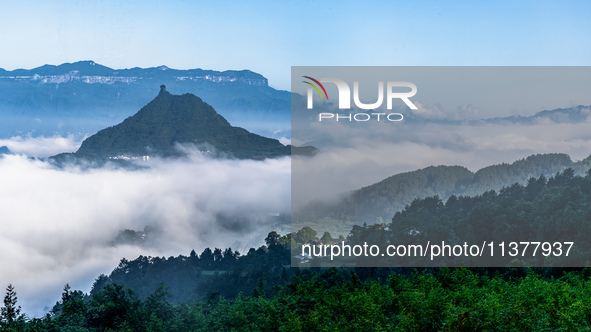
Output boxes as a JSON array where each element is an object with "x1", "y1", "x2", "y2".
[
  {"x1": 0, "y1": 138, "x2": 290, "y2": 316},
  {"x1": 3, "y1": 110, "x2": 591, "y2": 315}
]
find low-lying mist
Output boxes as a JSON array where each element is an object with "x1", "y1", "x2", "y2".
[
  {"x1": 0, "y1": 135, "x2": 83, "y2": 158},
  {"x1": 0, "y1": 138, "x2": 290, "y2": 316},
  {"x1": 292, "y1": 117, "x2": 591, "y2": 210}
]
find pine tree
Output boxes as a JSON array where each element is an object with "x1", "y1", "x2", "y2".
[
  {"x1": 1, "y1": 284, "x2": 21, "y2": 324},
  {"x1": 61, "y1": 283, "x2": 72, "y2": 304}
]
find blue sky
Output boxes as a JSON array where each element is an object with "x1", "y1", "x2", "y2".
[{"x1": 0, "y1": 0, "x2": 590, "y2": 90}]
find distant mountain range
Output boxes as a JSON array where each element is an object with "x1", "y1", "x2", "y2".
[
  {"x1": 1, "y1": 61, "x2": 590, "y2": 140},
  {"x1": 471, "y1": 105, "x2": 591, "y2": 125},
  {"x1": 400, "y1": 105, "x2": 591, "y2": 125},
  {"x1": 0, "y1": 61, "x2": 290, "y2": 138},
  {"x1": 55, "y1": 86, "x2": 311, "y2": 160},
  {"x1": 294, "y1": 152, "x2": 591, "y2": 233}
]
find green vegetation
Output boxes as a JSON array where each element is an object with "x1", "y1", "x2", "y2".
[
  {"x1": 5, "y1": 259, "x2": 591, "y2": 330},
  {"x1": 328, "y1": 168, "x2": 591, "y2": 266},
  {"x1": 3, "y1": 160, "x2": 591, "y2": 330},
  {"x1": 75, "y1": 87, "x2": 297, "y2": 160},
  {"x1": 295, "y1": 153, "x2": 591, "y2": 235}
]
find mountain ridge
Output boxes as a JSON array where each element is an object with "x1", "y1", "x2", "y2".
[
  {"x1": 294, "y1": 152, "x2": 591, "y2": 234},
  {"x1": 0, "y1": 61, "x2": 289, "y2": 138},
  {"x1": 0, "y1": 60, "x2": 268, "y2": 85},
  {"x1": 73, "y1": 86, "x2": 303, "y2": 160}
]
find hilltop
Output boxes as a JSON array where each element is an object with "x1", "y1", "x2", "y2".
[{"x1": 73, "y1": 86, "x2": 303, "y2": 160}]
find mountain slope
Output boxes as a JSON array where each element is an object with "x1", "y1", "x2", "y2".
[
  {"x1": 75, "y1": 86, "x2": 293, "y2": 159},
  {"x1": 295, "y1": 153, "x2": 591, "y2": 232}
]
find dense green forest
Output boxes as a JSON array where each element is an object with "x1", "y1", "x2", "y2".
[
  {"x1": 4, "y1": 251, "x2": 591, "y2": 330},
  {"x1": 332, "y1": 167, "x2": 591, "y2": 267},
  {"x1": 294, "y1": 153, "x2": 591, "y2": 235},
  {"x1": 3, "y1": 169, "x2": 591, "y2": 330}
]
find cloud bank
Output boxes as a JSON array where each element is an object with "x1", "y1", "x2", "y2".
[
  {"x1": 0, "y1": 135, "x2": 83, "y2": 158},
  {"x1": 0, "y1": 145, "x2": 290, "y2": 316},
  {"x1": 293, "y1": 117, "x2": 591, "y2": 209}
]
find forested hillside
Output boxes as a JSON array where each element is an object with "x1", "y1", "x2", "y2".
[
  {"x1": 4, "y1": 243, "x2": 591, "y2": 330},
  {"x1": 342, "y1": 168, "x2": 591, "y2": 266},
  {"x1": 294, "y1": 153, "x2": 591, "y2": 234},
  {"x1": 2, "y1": 167, "x2": 591, "y2": 330}
]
